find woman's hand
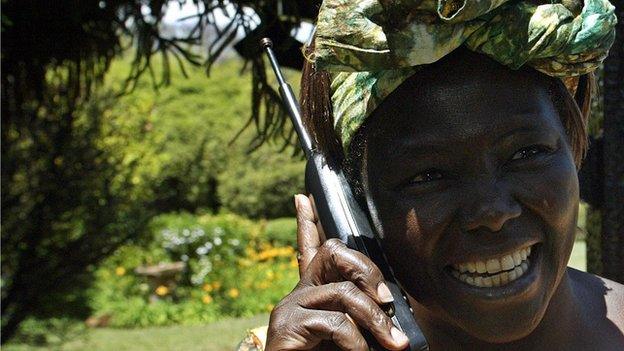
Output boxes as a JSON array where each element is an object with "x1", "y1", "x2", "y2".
[{"x1": 265, "y1": 194, "x2": 409, "y2": 351}]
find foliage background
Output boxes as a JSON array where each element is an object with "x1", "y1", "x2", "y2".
[{"x1": 3, "y1": 54, "x2": 304, "y2": 345}]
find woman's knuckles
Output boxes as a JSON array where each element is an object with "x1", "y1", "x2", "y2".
[
  {"x1": 271, "y1": 234, "x2": 393, "y2": 349},
  {"x1": 334, "y1": 281, "x2": 359, "y2": 298}
]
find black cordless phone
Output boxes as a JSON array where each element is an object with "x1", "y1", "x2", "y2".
[{"x1": 261, "y1": 38, "x2": 429, "y2": 351}]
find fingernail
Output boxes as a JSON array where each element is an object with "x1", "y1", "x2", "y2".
[
  {"x1": 377, "y1": 282, "x2": 394, "y2": 303},
  {"x1": 390, "y1": 327, "x2": 409, "y2": 346},
  {"x1": 294, "y1": 194, "x2": 301, "y2": 211}
]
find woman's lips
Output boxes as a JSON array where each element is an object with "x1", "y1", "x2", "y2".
[{"x1": 447, "y1": 245, "x2": 535, "y2": 288}]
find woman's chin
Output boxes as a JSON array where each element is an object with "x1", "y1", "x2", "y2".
[{"x1": 454, "y1": 307, "x2": 544, "y2": 344}]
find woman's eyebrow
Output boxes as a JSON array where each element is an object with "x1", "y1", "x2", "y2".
[
  {"x1": 386, "y1": 124, "x2": 554, "y2": 161},
  {"x1": 493, "y1": 125, "x2": 555, "y2": 146},
  {"x1": 386, "y1": 139, "x2": 454, "y2": 161}
]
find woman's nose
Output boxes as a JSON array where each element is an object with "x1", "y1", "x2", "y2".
[{"x1": 460, "y1": 180, "x2": 522, "y2": 233}]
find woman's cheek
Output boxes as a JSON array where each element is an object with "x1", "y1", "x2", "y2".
[
  {"x1": 375, "y1": 190, "x2": 458, "y2": 301},
  {"x1": 511, "y1": 153, "x2": 579, "y2": 279}
]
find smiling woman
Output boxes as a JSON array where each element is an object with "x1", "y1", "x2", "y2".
[
  {"x1": 352, "y1": 50, "x2": 597, "y2": 346},
  {"x1": 260, "y1": 0, "x2": 623, "y2": 350}
]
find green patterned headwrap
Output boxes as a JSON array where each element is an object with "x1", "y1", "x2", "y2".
[{"x1": 312, "y1": 0, "x2": 617, "y2": 151}]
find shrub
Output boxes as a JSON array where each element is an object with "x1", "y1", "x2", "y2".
[
  {"x1": 153, "y1": 212, "x2": 254, "y2": 285},
  {"x1": 264, "y1": 217, "x2": 298, "y2": 247},
  {"x1": 87, "y1": 212, "x2": 299, "y2": 327},
  {"x1": 218, "y1": 146, "x2": 305, "y2": 219},
  {"x1": 11, "y1": 317, "x2": 87, "y2": 347}
]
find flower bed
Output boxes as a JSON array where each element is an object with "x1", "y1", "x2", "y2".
[{"x1": 87, "y1": 212, "x2": 299, "y2": 327}]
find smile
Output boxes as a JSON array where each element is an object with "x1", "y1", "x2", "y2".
[{"x1": 449, "y1": 245, "x2": 534, "y2": 288}]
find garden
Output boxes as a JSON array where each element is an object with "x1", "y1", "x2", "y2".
[{"x1": 3, "y1": 57, "x2": 305, "y2": 349}]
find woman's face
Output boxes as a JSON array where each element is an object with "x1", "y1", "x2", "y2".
[{"x1": 362, "y1": 53, "x2": 579, "y2": 343}]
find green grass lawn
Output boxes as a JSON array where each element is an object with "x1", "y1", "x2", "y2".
[
  {"x1": 4, "y1": 314, "x2": 270, "y2": 351},
  {"x1": 5, "y1": 241, "x2": 587, "y2": 351}
]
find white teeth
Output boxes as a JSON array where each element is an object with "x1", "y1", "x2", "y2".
[
  {"x1": 466, "y1": 262, "x2": 476, "y2": 273},
  {"x1": 451, "y1": 246, "x2": 534, "y2": 288},
  {"x1": 501, "y1": 255, "x2": 515, "y2": 271},
  {"x1": 500, "y1": 271, "x2": 509, "y2": 284},
  {"x1": 476, "y1": 261, "x2": 487, "y2": 273},
  {"x1": 483, "y1": 276, "x2": 493, "y2": 287},
  {"x1": 486, "y1": 258, "x2": 501, "y2": 274},
  {"x1": 491, "y1": 274, "x2": 501, "y2": 286},
  {"x1": 513, "y1": 251, "x2": 522, "y2": 266}
]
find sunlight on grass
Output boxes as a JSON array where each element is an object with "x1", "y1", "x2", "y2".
[{"x1": 5, "y1": 314, "x2": 270, "y2": 351}]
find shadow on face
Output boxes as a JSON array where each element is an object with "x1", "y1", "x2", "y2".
[{"x1": 358, "y1": 49, "x2": 580, "y2": 343}]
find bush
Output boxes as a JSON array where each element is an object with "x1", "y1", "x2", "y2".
[
  {"x1": 11, "y1": 317, "x2": 87, "y2": 347},
  {"x1": 87, "y1": 212, "x2": 299, "y2": 327},
  {"x1": 97, "y1": 59, "x2": 253, "y2": 213},
  {"x1": 264, "y1": 217, "x2": 298, "y2": 247},
  {"x1": 99, "y1": 58, "x2": 305, "y2": 217},
  {"x1": 218, "y1": 146, "x2": 305, "y2": 219},
  {"x1": 153, "y1": 212, "x2": 255, "y2": 285}
]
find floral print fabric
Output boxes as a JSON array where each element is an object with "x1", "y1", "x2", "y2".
[{"x1": 313, "y1": 0, "x2": 617, "y2": 151}]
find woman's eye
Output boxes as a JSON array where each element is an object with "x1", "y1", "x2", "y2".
[
  {"x1": 410, "y1": 170, "x2": 443, "y2": 184},
  {"x1": 510, "y1": 145, "x2": 550, "y2": 161}
]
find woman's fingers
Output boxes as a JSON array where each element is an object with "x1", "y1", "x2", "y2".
[
  {"x1": 284, "y1": 193, "x2": 407, "y2": 351},
  {"x1": 301, "y1": 239, "x2": 393, "y2": 306},
  {"x1": 295, "y1": 194, "x2": 321, "y2": 276},
  {"x1": 268, "y1": 309, "x2": 368, "y2": 351},
  {"x1": 300, "y1": 282, "x2": 409, "y2": 350}
]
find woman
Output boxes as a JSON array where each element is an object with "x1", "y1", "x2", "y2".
[{"x1": 261, "y1": 0, "x2": 623, "y2": 349}]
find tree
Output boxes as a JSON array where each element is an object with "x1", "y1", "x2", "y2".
[{"x1": 1, "y1": 0, "x2": 319, "y2": 341}]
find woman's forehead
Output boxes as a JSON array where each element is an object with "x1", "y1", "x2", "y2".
[{"x1": 367, "y1": 50, "x2": 562, "y2": 150}]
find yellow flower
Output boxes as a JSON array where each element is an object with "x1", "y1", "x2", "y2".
[
  {"x1": 228, "y1": 288, "x2": 240, "y2": 298},
  {"x1": 115, "y1": 267, "x2": 126, "y2": 276},
  {"x1": 202, "y1": 295, "x2": 213, "y2": 304},
  {"x1": 289, "y1": 258, "x2": 299, "y2": 268},
  {"x1": 202, "y1": 284, "x2": 213, "y2": 292},
  {"x1": 258, "y1": 281, "x2": 270, "y2": 289},
  {"x1": 266, "y1": 270, "x2": 275, "y2": 279},
  {"x1": 212, "y1": 281, "x2": 222, "y2": 290},
  {"x1": 238, "y1": 258, "x2": 252, "y2": 267},
  {"x1": 266, "y1": 303, "x2": 275, "y2": 312},
  {"x1": 155, "y1": 285, "x2": 169, "y2": 296}
]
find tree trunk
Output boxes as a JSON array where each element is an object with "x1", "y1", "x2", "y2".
[{"x1": 600, "y1": 1, "x2": 624, "y2": 283}]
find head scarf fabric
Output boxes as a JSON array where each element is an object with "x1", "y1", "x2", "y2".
[{"x1": 312, "y1": 0, "x2": 617, "y2": 151}]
